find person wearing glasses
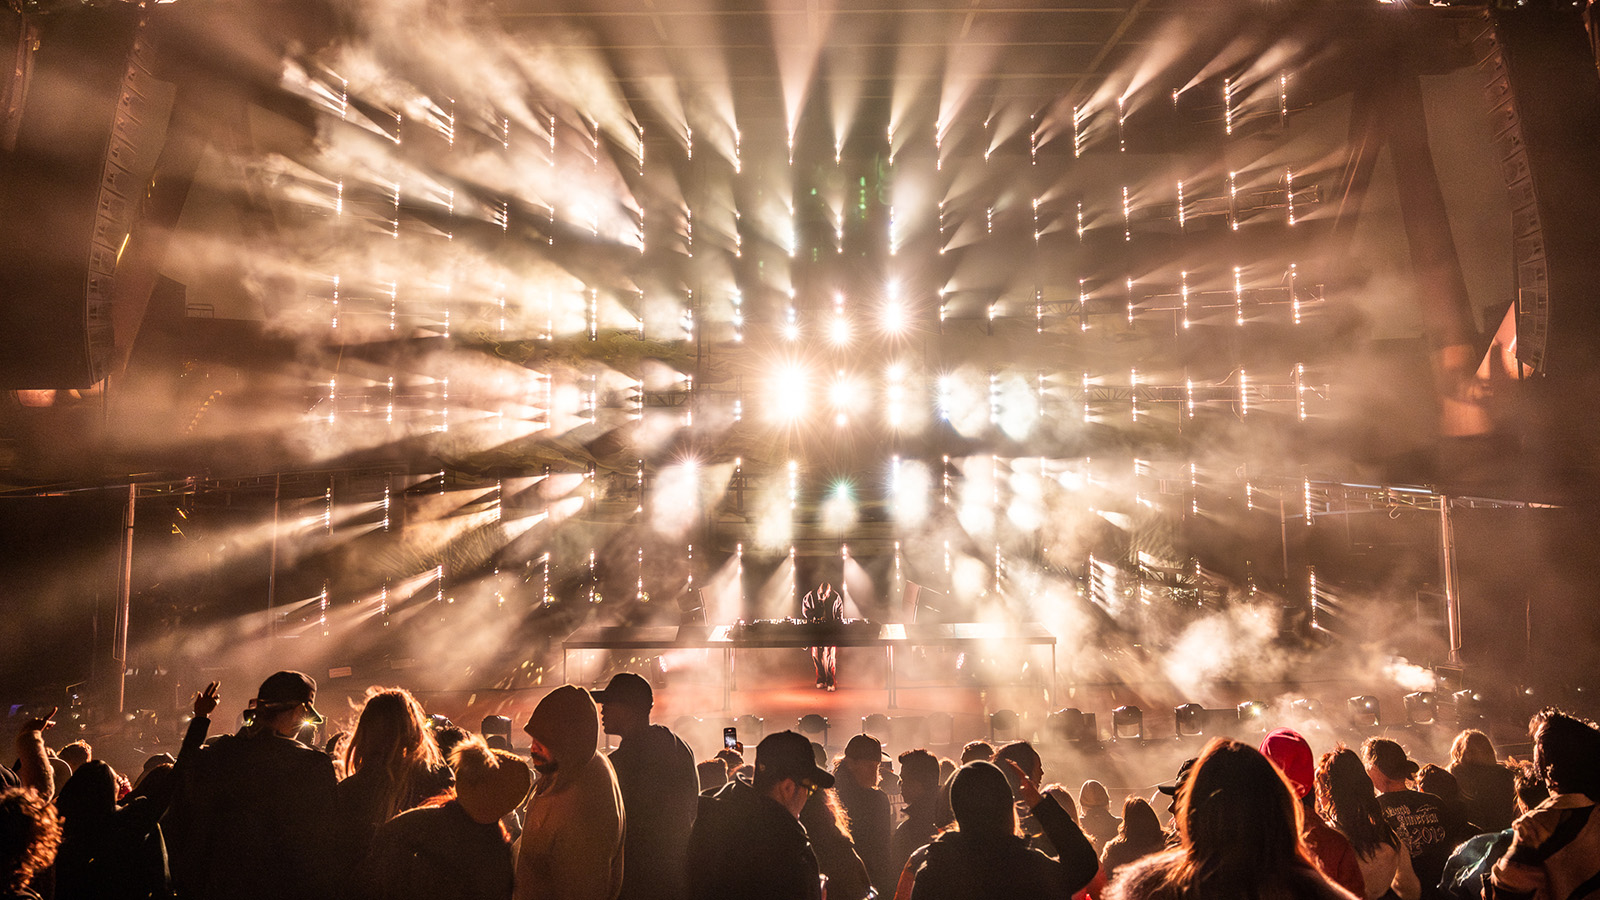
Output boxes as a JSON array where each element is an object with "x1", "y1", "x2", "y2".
[
  {"x1": 686, "y1": 731, "x2": 835, "y2": 900},
  {"x1": 165, "y1": 671, "x2": 339, "y2": 900}
]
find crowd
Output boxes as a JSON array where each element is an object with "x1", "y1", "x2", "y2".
[{"x1": 2, "y1": 669, "x2": 1598, "y2": 900}]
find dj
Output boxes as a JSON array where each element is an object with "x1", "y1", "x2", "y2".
[{"x1": 800, "y1": 582, "x2": 843, "y2": 691}]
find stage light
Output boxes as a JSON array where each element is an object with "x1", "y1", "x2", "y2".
[
  {"x1": 1237, "y1": 700, "x2": 1268, "y2": 732},
  {"x1": 990, "y1": 709, "x2": 1019, "y2": 741},
  {"x1": 1404, "y1": 691, "x2": 1436, "y2": 725},
  {"x1": 1291, "y1": 698, "x2": 1324, "y2": 720},
  {"x1": 1452, "y1": 689, "x2": 1486, "y2": 727},
  {"x1": 1348, "y1": 695, "x2": 1380, "y2": 729},
  {"x1": 882, "y1": 301, "x2": 906, "y2": 334},
  {"x1": 768, "y1": 365, "x2": 808, "y2": 423},
  {"x1": 1175, "y1": 702, "x2": 1203, "y2": 736},
  {"x1": 830, "y1": 315, "x2": 850, "y2": 345},
  {"x1": 797, "y1": 713, "x2": 828, "y2": 746},
  {"x1": 1049, "y1": 708, "x2": 1098, "y2": 744},
  {"x1": 1112, "y1": 705, "x2": 1143, "y2": 741}
]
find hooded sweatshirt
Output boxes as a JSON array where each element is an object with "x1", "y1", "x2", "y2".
[{"x1": 514, "y1": 685, "x2": 626, "y2": 900}]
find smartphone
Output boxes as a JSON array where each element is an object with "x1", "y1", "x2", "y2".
[{"x1": 724, "y1": 726, "x2": 738, "y2": 749}]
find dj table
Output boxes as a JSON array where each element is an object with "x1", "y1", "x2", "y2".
[{"x1": 561, "y1": 621, "x2": 1057, "y2": 708}]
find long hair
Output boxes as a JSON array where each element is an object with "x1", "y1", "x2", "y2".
[
  {"x1": 55, "y1": 761, "x2": 117, "y2": 833},
  {"x1": 343, "y1": 688, "x2": 445, "y2": 821},
  {"x1": 1449, "y1": 729, "x2": 1497, "y2": 770},
  {"x1": 1118, "y1": 797, "x2": 1165, "y2": 850},
  {"x1": 1157, "y1": 738, "x2": 1309, "y2": 898},
  {"x1": 801, "y1": 787, "x2": 855, "y2": 842},
  {"x1": 1315, "y1": 747, "x2": 1398, "y2": 858}
]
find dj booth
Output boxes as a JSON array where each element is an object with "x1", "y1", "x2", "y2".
[{"x1": 561, "y1": 620, "x2": 1058, "y2": 708}]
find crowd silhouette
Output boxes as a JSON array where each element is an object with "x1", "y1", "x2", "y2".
[{"x1": 2, "y1": 670, "x2": 1598, "y2": 900}]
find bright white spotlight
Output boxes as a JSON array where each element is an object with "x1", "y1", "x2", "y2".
[
  {"x1": 767, "y1": 364, "x2": 808, "y2": 423},
  {"x1": 830, "y1": 315, "x2": 850, "y2": 345},
  {"x1": 882, "y1": 301, "x2": 905, "y2": 334}
]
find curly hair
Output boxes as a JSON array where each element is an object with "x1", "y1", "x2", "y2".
[{"x1": 0, "y1": 788, "x2": 62, "y2": 892}]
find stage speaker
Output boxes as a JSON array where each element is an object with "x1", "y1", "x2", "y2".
[
  {"x1": 0, "y1": 7, "x2": 172, "y2": 388},
  {"x1": 1472, "y1": 8, "x2": 1600, "y2": 375}
]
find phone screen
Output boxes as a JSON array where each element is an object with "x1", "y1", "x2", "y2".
[{"x1": 724, "y1": 726, "x2": 738, "y2": 749}]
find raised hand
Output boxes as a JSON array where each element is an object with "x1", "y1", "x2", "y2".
[
  {"x1": 1002, "y1": 757, "x2": 1044, "y2": 809},
  {"x1": 22, "y1": 707, "x2": 56, "y2": 734},
  {"x1": 193, "y1": 681, "x2": 221, "y2": 717}
]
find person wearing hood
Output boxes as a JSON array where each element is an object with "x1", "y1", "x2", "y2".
[
  {"x1": 903, "y1": 760, "x2": 1098, "y2": 900},
  {"x1": 591, "y1": 673, "x2": 698, "y2": 900},
  {"x1": 1261, "y1": 728, "x2": 1365, "y2": 900},
  {"x1": 514, "y1": 685, "x2": 625, "y2": 900}
]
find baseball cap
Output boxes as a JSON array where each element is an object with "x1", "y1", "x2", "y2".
[
  {"x1": 1260, "y1": 728, "x2": 1315, "y2": 799},
  {"x1": 757, "y1": 730, "x2": 835, "y2": 791},
  {"x1": 590, "y1": 673, "x2": 653, "y2": 709},
  {"x1": 255, "y1": 671, "x2": 323, "y2": 725},
  {"x1": 1158, "y1": 757, "x2": 1198, "y2": 796},
  {"x1": 844, "y1": 733, "x2": 885, "y2": 761},
  {"x1": 1365, "y1": 738, "x2": 1419, "y2": 781}
]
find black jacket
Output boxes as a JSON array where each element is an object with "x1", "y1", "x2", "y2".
[
  {"x1": 331, "y1": 758, "x2": 454, "y2": 893},
  {"x1": 164, "y1": 728, "x2": 339, "y2": 900},
  {"x1": 56, "y1": 715, "x2": 211, "y2": 900},
  {"x1": 834, "y1": 773, "x2": 893, "y2": 894},
  {"x1": 892, "y1": 792, "x2": 946, "y2": 879},
  {"x1": 609, "y1": 724, "x2": 699, "y2": 900},
  {"x1": 685, "y1": 779, "x2": 821, "y2": 900},
  {"x1": 907, "y1": 796, "x2": 1098, "y2": 900},
  {"x1": 358, "y1": 800, "x2": 514, "y2": 900}
]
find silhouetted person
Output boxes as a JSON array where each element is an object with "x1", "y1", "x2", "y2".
[
  {"x1": 892, "y1": 749, "x2": 946, "y2": 877},
  {"x1": 360, "y1": 735, "x2": 531, "y2": 900},
  {"x1": 591, "y1": 673, "x2": 698, "y2": 900},
  {"x1": 1261, "y1": 728, "x2": 1365, "y2": 899},
  {"x1": 1108, "y1": 739, "x2": 1354, "y2": 900},
  {"x1": 1448, "y1": 730, "x2": 1516, "y2": 833},
  {"x1": 993, "y1": 741, "x2": 1068, "y2": 858},
  {"x1": 1078, "y1": 780, "x2": 1120, "y2": 851},
  {"x1": 802, "y1": 582, "x2": 843, "y2": 690},
  {"x1": 1098, "y1": 797, "x2": 1165, "y2": 881},
  {"x1": 800, "y1": 784, "x2": 872, "y2": 900},
  {"x1": 56, "y1": 742, "x2": 90, "y2": 775},
  {"x1": 1440, "y1": 762, "x2": 1548, "y2": 900},
  {"x1": 686, "y1": 730, "x2": 833, "y2": 900},
  {"x1": 0, "y1": 786, "x2": 60, "y2": 900},
  {"x1": 1364, "y1": 738, "x2": 1451, "y2": 900},
  {"x1": 1488, "y1": 709, "x2": 1600, "y2": 900},
  {"x1": 515, "y1": 685, "x2": 624, "y2": 900},
  {"x1": 55, "y1": 683, "x2": 217, "y2": 900},
  {"x1": 904, "y1": 760, "x2": 1097, "y2": 900},
  {"x1": 333, "y1": 687, "x2": 454, "y2": 883},
  {"x1": 697, "y1": 760, "x2": 727, "y2": 794},
  {"x1": 166, "y1": 671, "x2": 339, "y2": 900},
  {"x1": 1316, "y1": 747, "x2": 1420, "y2": 900},
  {"x1": 835, "y1": 733, "x2": 894, "y2": 893},
  {"x1": 1417, "y1": 764, "x2": 1478, "y2": 846}
]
